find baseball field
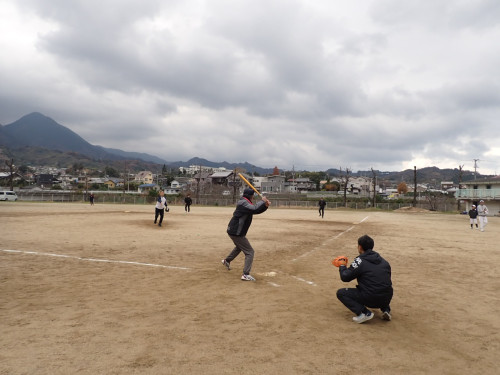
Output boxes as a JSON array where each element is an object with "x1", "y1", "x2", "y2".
[{"x1": 1, "y1": 202, "x2": 498, "y2": 374}]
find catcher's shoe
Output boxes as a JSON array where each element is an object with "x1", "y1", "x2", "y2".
[
  {"x1": 241, "y1": 274, "x2": 256, "y2": 281},
  {"x1": 352, "y1": 311, "x2": 374, "y2": 324},
  {"x1": 381, "y1": 310, "x2": 392, "y2": 321},
  {"x1": 221, "y1": 259, "x2": 231, "y2": 270}
]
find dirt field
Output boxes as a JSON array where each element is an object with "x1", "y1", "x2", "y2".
[{"x1": 1, "y1": 202, "x2": 498, "y2": 375}]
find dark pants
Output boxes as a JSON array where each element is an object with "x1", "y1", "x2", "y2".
[
  {"x1": 319, "y1": 207, "x2": 324, "y2": 217},
  {"x1": 154, "y1": 208, "x2": 164, "y2": 225},
  {"x1": 185, "y1": 204, "x2": 191, "y2": 212},
  {"x1": 337, "y1": 288, "x2": 392, "y2": 316},
  {"x1": 226, "y1": 235, "x2": 255, "y2": 275}
]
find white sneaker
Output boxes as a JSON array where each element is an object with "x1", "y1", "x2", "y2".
[
  {"x1": 241, "y1": 274, "x2": 256, "y2": 281},
  {"x1": 381, "y1": 311, "x2": 392, "y2": 321},
  {"x1": 221, "y1": 259, "x2": 231, "y2": 270},
  {"x1": 352, "y1": 311, "x2": 374, "y2": 323}
]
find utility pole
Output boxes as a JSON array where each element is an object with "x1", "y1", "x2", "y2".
[
  {"x1": 457, "y1": 164, "x2": 464, "y2": 211},
  {"x1": 413, "y1": 166, "x2": 417, "y2": 207},
  {"x1": 473, "y1": 159, "x2": 480, "y2": 180}
]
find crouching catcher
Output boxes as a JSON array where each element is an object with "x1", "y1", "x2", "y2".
[{"x1": 333, "y1": 235, "x2": 393, "y2": 324}]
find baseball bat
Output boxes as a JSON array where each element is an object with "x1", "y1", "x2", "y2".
[{"x1": 238, "y1": 173, "x2": 263, "y2": 198}]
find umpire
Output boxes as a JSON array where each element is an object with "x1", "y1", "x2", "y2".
[{"x1": 336, "y1": 235, "x2": 393, "y2": 323}]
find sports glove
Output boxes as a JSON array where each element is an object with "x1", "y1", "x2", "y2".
[{"x1": 332, "y1": 255, "x2": 348, "y2": 267}]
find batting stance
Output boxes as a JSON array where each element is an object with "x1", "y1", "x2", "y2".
[
  {"x1": 221, "y1": 188, "x2": 271, "y2": 281},
  {"x1": 333, "y1": 235, "x2": 393, "y2": 323}
]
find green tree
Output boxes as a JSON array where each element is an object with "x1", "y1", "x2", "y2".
[{"x1": 105, "y1": 166, "x2": 120, "y2": 177}]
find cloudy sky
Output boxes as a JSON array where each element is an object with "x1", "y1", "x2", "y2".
[{"x1": 1, "y1": 0, "x2": 499, "y2": 174}]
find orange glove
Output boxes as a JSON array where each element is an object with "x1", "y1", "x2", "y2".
[{"x1": 332, "y1": 255, "x2": 349, "y2": 267}]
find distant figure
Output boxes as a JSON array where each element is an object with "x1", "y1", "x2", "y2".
[
  {"x1": 477, "y1": 200, "x2": 489, "y2": 232},
  {"x1": 184, "y1": 194, "x2": 193, "y2": 213},
  {"x1": 154, "y1": 191, "x2": 168, "y2": 227},
  {"x1": 89, "y1": 193, "x2": 95, "y2": 205},
  {"x1": 318, "y1": 198, "x2": 326, "y2": 218},
  {"x1": 468, "y1": 205, "x2": 478, "y2": 230}
]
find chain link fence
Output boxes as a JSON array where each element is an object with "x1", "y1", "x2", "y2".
[{"x1": 13, "y1": 191, "x2": 459, "y2": 212}]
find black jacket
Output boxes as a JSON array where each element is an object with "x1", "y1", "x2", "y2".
[
  {"x1": 468, "y1": 209, "x2": 478, "y2": 219},
  {"x1": 227, "y1": 196, "x2": 268, "y2": 236},
  {"x1": 339, "y1": 249, "x2": 393, "y2": 301}
]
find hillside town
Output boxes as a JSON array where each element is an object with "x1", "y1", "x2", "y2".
[
  {"x1": 1, "y1": 162, "x2": 500, "y2": 214},
  {"x1": 0, "y1": 163, "x2": 463, "y2": 196}
]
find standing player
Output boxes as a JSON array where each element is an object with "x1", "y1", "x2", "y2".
[
  {"x1": 184, "y1": 194, "x2": 193, "y2": 213},
  {"x1": 221, "y1": 188, "x2": 271, "y2": 281},
  {"x1": 154, "y1": 190, "x2": 168, "y2": 227},
  {"x1": 468, "y1": 204, "x2": 478, "y2": 230},
  {"x1": 477, "y1": 200, "x2": 489, "y2": 232},
  {"x1": 318, "y1": 197, "x2": 326, "y2": 218},
  {"x1": 333, "y1": 235, "x2": 393, "y2": 323}
]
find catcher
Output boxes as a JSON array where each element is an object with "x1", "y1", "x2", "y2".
[{"x1": 333, "y1": 235, "x2": 393, "y2": 323}]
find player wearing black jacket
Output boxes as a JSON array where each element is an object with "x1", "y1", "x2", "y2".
[
  {"x1": 221, "y1": 188, "x2": 270, "y2": 281},
  {"x1": 337, "y1": 235, "x2": 393, "y2": 323}
]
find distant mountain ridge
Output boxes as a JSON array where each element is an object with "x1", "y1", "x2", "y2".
[
  {"x1": 0, "y1": 112, "x2": 488, "y2": 182},
  {"x1": 0, "y1": 112, "x2": 167, "y2": 164}
]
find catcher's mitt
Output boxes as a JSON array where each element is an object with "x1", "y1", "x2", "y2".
[{"x1": 332, "y1": 255, "x2": 349, "y2": 267}]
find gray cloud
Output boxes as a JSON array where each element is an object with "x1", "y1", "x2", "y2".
[{"x1": 0, "y1": 0, "x2": 499, "y2": 174}]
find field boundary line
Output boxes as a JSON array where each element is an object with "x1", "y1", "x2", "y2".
[
  {"x1": 0, "y1": 249, "x2": 191, "y2": 270},
  {"x1": 291, "y1": 215, "x2": 370, "y2": 261}
]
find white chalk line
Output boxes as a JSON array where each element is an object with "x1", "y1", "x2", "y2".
[
  {"x1": 291, "y1": 275, "x2": 317, "y2": 286},
  {"x1": 1, "y1": 249, "x2": 191, "y2": 270},
  {"x1": 291, "y1": 215, "x2": 370, "y2": 262}
]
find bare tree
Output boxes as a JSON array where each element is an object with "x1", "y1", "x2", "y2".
[
  {"x1": 371, "y1": 168, "x2": 377, "y2": 208},
  {"x1": 339, "y1": 167, "x2": 351, "y2": 207},
  {"x1": 231, "y1": 168, "x2": 245, "y2": 204},
  {"x1": 5, "y1": 158, "x2": 15, "y2": 191}
]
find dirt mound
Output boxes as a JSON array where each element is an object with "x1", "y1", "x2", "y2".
[{"x1": 394, "y1": 206, "x2": 431, "y2": 213}]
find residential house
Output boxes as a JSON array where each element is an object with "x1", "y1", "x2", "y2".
[
  {"x1": 138, "y1": 183, "x2": 158, "y2": 194},
  {"x1": 261, "y1": 175, "x2": 286, "y2": 193},
  {"x1": 104, "y1": 178, "x2": 124, "y2": 189},
  {"x1": 455, "y1": 176, "x2": 500, "y2": 215},
  {"x1": 210, "y1": 171, "x2": 234, "y2": 186},
  {"x1": 164, "y1": 180, "x2": 186, "y2": 195},
  {"x1": 135, "y1": 171, "x2": 154, "y2": 184},
  {"x1": 287, "y1": 178, "x2": 315, "y2": 193}
]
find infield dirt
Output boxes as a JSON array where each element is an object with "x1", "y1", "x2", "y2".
[{"x1": 1, "y1": 202, "x2": 498, "y2": 374}]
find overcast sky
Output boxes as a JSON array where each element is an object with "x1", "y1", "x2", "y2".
[{"x1": 1, "y1": 0, "x2": 499, "y2": 174}]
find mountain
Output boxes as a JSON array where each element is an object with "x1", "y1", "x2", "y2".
[
  {"x1": 0, "y1": 113, "x2": 490, "y2": 182},
  {"x1": 0, "y1": 112, "x2": 168, "y2": 164}
]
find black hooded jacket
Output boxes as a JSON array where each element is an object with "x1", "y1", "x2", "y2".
[
  {"x1": 227, "y1": 195, "x2": 268, "y2": 237},
  {"x1": 339, "y1": 249, "x2": 393, "y2": 301}
]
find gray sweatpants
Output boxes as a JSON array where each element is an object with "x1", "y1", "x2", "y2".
[{"x1": 226, "y1": 234, "x2": 255, "y2": 275}]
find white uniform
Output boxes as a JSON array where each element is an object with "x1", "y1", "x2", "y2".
[{"x1": 477, "y1": 203, "x2": 489, "y2": 232}]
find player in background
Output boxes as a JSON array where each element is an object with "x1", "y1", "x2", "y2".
[
  {"x1": 184, "y1": 194, "x2": 193, "y2": 214},
  {"x1": 221, "y1": 188, "x2": 270, "y2": 281},
  {"x1": 318, "y1": 197, "x2": 326, "y2": 218},
  {"x1": 334, "y1": 235, "x2": 393, "y2": 323},
  {"x1": 477, "y1": 200, "x2": 489, "y2": 232},
  {"x1": 154, "y1": 190, "x2": 168, "y2": 227},
  {"x1": 468, "y1": 204, "x2": 478, "y2": 230}
]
